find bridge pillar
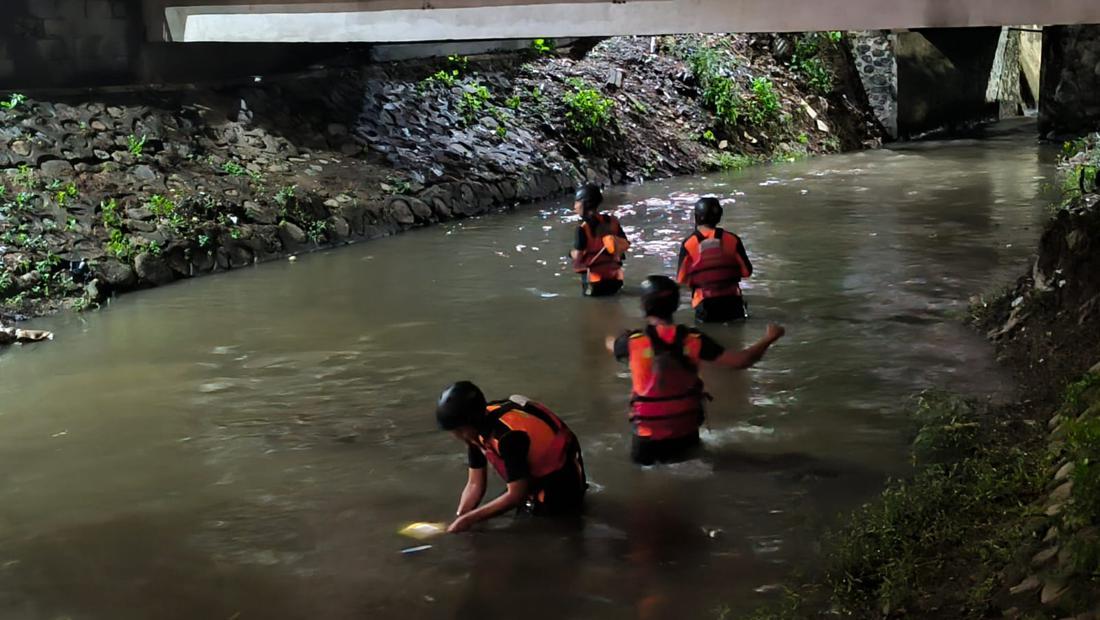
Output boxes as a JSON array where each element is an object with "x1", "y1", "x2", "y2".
[
  {"x1": 849, "y1": 31, "x2": 898, "y2": 139},
  {"x1": 1040, "y1": 25, "x2": 1100, "y2": 138}
]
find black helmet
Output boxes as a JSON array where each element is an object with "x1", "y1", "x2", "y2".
[
  {"x1": 436, "y1": 381, "x2": 487, "y2": 430},
  {"x1": 575, "y1": 184, "x2": 603, "y2": 212},
  {"x1": 640, "y1": 275, "x2": 680, "y2": 320},
  {"x1": 694, "y1": 197, "x2": 723, "y2": 227}
]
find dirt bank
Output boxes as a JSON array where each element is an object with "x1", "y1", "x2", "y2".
[{"x1": 0, "y1": 34, "x2": 882, "y2": 329}]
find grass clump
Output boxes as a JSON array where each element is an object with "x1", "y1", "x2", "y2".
[
  {"x1": 788, "y1": 32, "x2": 841, "y2": 95},
  {"x1": 1061, "y1": 372, "x2": 1100, "y2": 580},
  {"x1": 561, "y1": 78, "x2": 616, "y2": 151},
  {"x1": 743, "y1": 392, "x2": 1048, "y2": 619},
  {"x1": 1060, "y1": 134, "x2": 1099, "y2": 199}
]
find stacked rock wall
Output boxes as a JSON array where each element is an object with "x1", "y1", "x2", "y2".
[{"x1": 849, "y1": 31, "x2": 898, "y2": 139}]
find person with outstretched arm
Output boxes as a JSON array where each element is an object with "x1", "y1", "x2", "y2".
[{"x1": 607, "y1": 275, "x2": 784, "y2": 465}]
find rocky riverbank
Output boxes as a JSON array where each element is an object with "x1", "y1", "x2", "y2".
[
  {"x1": 743, "y1": 137, "x2": 1100, "y2": 620},
  {"x1": 0, "y1": 34, "x2": 882, "y2": 331}
]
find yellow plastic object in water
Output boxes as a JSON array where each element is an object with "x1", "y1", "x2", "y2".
[{"x1": 399, "y1": 522, "x2": 447, "y2": 540}]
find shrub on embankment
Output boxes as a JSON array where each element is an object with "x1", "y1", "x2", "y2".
[{"x1": 0, "y1": 35, "x2": 882, "y2": 324}]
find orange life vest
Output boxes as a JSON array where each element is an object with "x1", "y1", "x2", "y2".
[
  {"x1": 625, "y1": 325, "x2": 706, "y2": 441},
  {"x1": 480, "y1": 399, "x2": 574, "y2": 480},
  {"x1": 678, "y1": 228, "x2": 750, "y2": 307},
  {"x1": 573, "y1": 214, "x2": 627, "y2": 283}
]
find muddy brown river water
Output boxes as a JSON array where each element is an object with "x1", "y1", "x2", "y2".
[{"x1": 0, "y1": 122, "x2": 1060, "y2": 619}]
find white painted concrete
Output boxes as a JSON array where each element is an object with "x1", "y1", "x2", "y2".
[{"x1": 155, "y1": 0, "x2": 1100, "y2": 43}]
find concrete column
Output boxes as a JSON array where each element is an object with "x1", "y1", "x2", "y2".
[
  {"x1": 849, "y1": 30, "x2": 898, "y2": 138},
  {"x1": 1040, "y1": 24, "x2": 1100, "y2": 137}
]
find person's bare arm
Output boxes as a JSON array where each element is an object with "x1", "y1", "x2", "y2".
[
  {"x1": 448, "y1": 479, "x2": 529, "y2": 533},
  {"x1": 714, "y1": 323, "x2": 785, "y2": 369},
  {"x1": 456, "y1": 467, "x2": 487, "y2": 517}
]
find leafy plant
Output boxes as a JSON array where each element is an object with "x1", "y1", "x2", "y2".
[
  {"x1": 222, "y1": 161, "x2": 247, "y2": 177},
  {"x1": 531, "y1": 38, "x2": 555, "y2": 55},
  {"x1": 790, "y1": 33, "x2": 837, "y2": 94},
  {"x1": 505, "y1": 94, "x2": 522, "y2": 110},
  {"x1": 306, "y1": 220, "x2": 328, "y2": 244},
  {"x1": 274, "y1": 184, "x2": 298, "y2": 206},
  {"x1": 0, "y1": 93, "x2": 27, "y2": 111},
  {"x1": 562, "y1": 78, "x2": 616, "y2": 151},
  {"x1": 383, "y1": 176, "x2": 411, "y2": 195},
  {"x1": 106, "y1": 228, "x2": 131, "y2": 259},
  {"x1": 197, "y1": 234, "x2": 211, "y2": 248},
  {"x1": 146, "y1": 240, "x2": 163, "y2": 256},
  {"x1": 743, "y1": 77, "x2": 781, "y2": 126},
  {"x1": 689, "y1": 46, "x2": 742, "y2": 129},
  {"x1": 13, "y1": 164, "x2": 36, "y2": 189},
  {"x1": 458, "y1": 83, "x2": 492, "y2": 124},
  {"x1": 1061, "y1": 134, "x2": 1100, "y2": 198},
  {"x1": 147, "y1": 194, "x2": 176, "y2": 218},
  {"x1": 420, "y1": 55, "x2": 468, "y2": 89},
  {"x1": 100, "y1": 198, "x2": 122, "y2": 229},
  {"x1": 700, "y1": 129, "x2": 717, "y2": 144},
  {"x1": 127, "y1": 134, "x2": 146, "y2": 157},
  {"x1": 55, "y1": 183, "x2": 78, "y2": 207}
]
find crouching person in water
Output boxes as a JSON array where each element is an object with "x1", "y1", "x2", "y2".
[
  {"x1": 436, "y1": 381, "x2": 587, "y2": 532},
  {"x1": 677, "y1": 197, "x2": 753, "y2": 323},
  {"x1": 607, "y1": 276, "x2": 784, "y2": 465},
  {"x1": 570, "y1": 184, "x2": 630, "y2": 297}
]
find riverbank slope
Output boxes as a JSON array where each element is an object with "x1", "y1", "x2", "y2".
[
  {"x1": 0, "y1": 34, "x2": 882, "y2": 328},
  {"x1": 745, "y1": 136, "x2": 1100, "y2": 619}
]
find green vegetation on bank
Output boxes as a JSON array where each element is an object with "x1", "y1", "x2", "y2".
[
  {"x1": 1061, "y1": 133, "x2": 1099, "y2": 197},
  {"x1": 744, "y1": 392, "x2": 1049, "y2": 619},
  {"x1": 1057, "y1": 372, "x2": 1100, "y2": 598}
]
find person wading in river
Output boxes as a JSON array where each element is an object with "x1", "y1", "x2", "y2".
[
  {"x1": 571, "y1": 184, "x2": 630, "y2": 297},
  {"x1": 677, "y1": 197, "x2": 753, "y2": 323},
  {"x1": 436, "y1": 381, "x2": 587, "y2": 532},
  {"x1": 607, "y1": 276, "x2": 784, "y2": 465}
]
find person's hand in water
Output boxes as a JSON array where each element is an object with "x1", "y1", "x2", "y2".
[
  {"x1": 448, "y1": 515, "x2": 473, "y2": 533},
  {"x1": 766, "y1": 323, "x2": 785, "y2": 342}
]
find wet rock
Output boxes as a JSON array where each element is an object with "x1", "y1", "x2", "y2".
[
  {"x1": 329, "y1": 216, "x2": 350, "y2": 240},
  {"x1": 132, "y1": 165, "x2": 158, "y2": 182},
  {"x1": 387, "y1": 197, "x2": 416, "y2": 225},
  {"x1": 134, "y1": 252, "x2": 175, "y2": 285},
  {"x1": 1051, "y1": 481, "x2": 1073, "y2": 502},
  {"x1": 1009, "y1": 574, "x2": 1041, "y2": 595},
  {"x1": 40, "y1": 159, "x2": 74, "y2": 178},
  {"x1": 1055, "y1": 462, "x2": 1075, "y2": 483},
  {"x1": 191, "y1": 250, "x2": 216, "y2": 273},
  {"x1": 11, "y1": 141, "x2": 32, "y2": 157},
  {"x1": 278, "y1": 221, "x2": 307, "y2": 246},
  {"x1": 244, "y1": 200, "x2": 279, "y2": 225},
  {"x1": 1032, "y1": 545, "x2": 1059, "y2": 567},
  {"x1": 228, "y1": 245, "x2": 253, "y2": 268},
  {"x1": 1040, "y1": 578, "x2": 1068, "y2": 605},
  {"x1": 94, "y1": 259, "x2": 137, "y2": 290}
]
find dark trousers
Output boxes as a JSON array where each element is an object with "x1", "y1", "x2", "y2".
[
  {"x1": 694, "y1": 295, "x2": 747, "y2": 323},
  {"x1": 582, "y1": 275, "x2": 624, "y2": 297},
  {"x1": 630, "y1": 432, "x2": 702, "y2": 466},
  {"x1": 527, "y1": 439, "x2": 587, "y2": 514}
]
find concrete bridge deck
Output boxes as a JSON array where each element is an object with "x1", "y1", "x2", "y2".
[{"x1": 150, "y1": 0, "x2": 1100, "y2": 43}]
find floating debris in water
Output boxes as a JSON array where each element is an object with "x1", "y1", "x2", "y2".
[
  {"x1": 288, "y1": 255, "x2": 297, "y2": 262},
  {"x1": 401, "y1": 545, "x2": 433, "y2": 555},
  {"x1": 399, "y1": 522, "x2": 447, "y2": 540}
]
